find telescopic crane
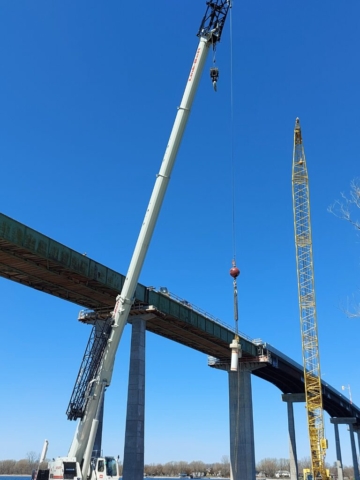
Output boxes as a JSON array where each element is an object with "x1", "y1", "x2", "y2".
[
  {"x1": 292, "y1": 118, "x2": 328, "y2": 480},
  {"x1": 44, "y1": 3, "x2": 231, "y2": 480}
]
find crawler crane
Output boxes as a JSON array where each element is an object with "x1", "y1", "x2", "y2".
[
  {"x1": 42, "y1": 2, "x2": 231, "y2": 480},
  {"x1": 292, "y1": 118, "x2": 328, "y2": 479}
]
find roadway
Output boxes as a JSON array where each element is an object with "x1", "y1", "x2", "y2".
[{"x1": 0, "y1": 212, "x2": 359, "y2": 424}]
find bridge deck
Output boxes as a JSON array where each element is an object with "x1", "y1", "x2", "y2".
[
  {"x1": 0, "y1": 212, "x2": 359, "y2": 423},
  {"x1": 0, "y1": 213, "x2": 256, "y2": 360}
]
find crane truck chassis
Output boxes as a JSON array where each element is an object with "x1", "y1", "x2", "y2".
[
  {"x1": 39, "y1": 2, "x2": 231, "y2": 479},
  {"x1": 47, "y1": 456, "x2": 118, "y2": 480}
]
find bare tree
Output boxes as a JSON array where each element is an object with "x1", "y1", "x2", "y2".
[
  {"x1": 16, "y1": 459, "x2": 31, "y2": 475},
  {"x1": 27, "y1": 451, "x2": 39, "y2": 465},
  {"x1": 163, "y1": 461, "x2": 177, "y2": 477},
  {"x1": 189, "y1": 460, "x2": 206, "y2": 476},
  {"x1": 117, "y1": 460, "x2": 123, "y2": 476},
  {"x1": 328, "y1": 178, "x2": 360, "y2": 231},
  {"x1": 0, "y1": 460, "x2": 17, "y2": 475},
  {"x1": 256, "y1": 458, "x2": 279, "y2": 478},
  {"x1": 278, "y1": 458, "x2": 290, "y2": 471},
  {"x1": 343, "y1": 464, "x2": 354, "y2": 479},
  {"x1": 178, "y1": 460, "x2": 191, "y2": 475},
  {"x1": 328, "y1": 178, "x2": 360, "y2": 317},
  {"x1": 144, "y1": 463, "x2": 161, "y2": 476},
  {"x1": 220, "y1": 456, "x2": 230, "y2": 478},
  {"x1": 297, "y1": 456, "x2": 311, "y2": 475}
]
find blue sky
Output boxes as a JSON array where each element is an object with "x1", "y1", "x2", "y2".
[{"x1": 0, "y1": 0, "x2": 359, "y2": 469}]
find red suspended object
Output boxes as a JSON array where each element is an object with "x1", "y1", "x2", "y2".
[{"x1": 230, "y1": 264, "x2": 240, "y2": 278}]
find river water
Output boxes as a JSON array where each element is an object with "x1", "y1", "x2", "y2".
[{"x1": 0, "y1": 477, "x2": 230, "y2": 480}]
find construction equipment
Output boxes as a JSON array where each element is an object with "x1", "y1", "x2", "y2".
[
  {"x1": 39, "y1": 313, "x2": 119, "y2": 480},
  {"x1": 292, "y1": 118, "x2": 328, "y2": 479},
  {"x1": 229, "y1": 261, "x2": 241, "y2": 371},
  {"x1": 43, "y1": 2, "x2": 231, "y2": 479}
]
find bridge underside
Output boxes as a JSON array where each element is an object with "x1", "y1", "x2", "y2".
[
  {"x1": 0, "y1": 212, "x2": 256, "y2": 361},
  {"x1": 0, "y1": 213, "x2": 358, "y2": 423}
]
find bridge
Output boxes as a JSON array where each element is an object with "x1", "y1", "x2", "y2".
[{"x1": 1, "y1": 211, "x2": 359, "y2": 479}]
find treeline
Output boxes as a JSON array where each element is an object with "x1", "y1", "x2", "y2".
[
  {"x1": 255, "y1": 458, "x2": 354, "y2": 480},
  {"x1": 142, "y1": 458, "x2": 229, "y2": 477},
  {"x1": 0, "y1": 451, "x2": 48, "y2": 476},
  {"x1": 141, "y1": 457, "x2": 354, "y2": 478},
  {"x1": 0, "y1": 454, "x2": 355, "y2": 479}
]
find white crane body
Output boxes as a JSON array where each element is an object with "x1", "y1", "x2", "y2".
[
  {"x1": 67, "y1": 30, "x2": 212, "y2": 473},
  {"x1": 45, "y1": 2, "x2": 231, "y2": 479}
]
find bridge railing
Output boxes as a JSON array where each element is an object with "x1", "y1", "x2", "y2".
[
  {"x1": 78, "y1": 286, "x2": 255, "y2": 345},
  {"x1": 152, "y1": 287, "x2": 254, "y2": 343}
]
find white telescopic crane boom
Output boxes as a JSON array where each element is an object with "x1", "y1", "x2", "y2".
[{"x1": 68, "y1": 1, "x2": 231, "y2": 470}]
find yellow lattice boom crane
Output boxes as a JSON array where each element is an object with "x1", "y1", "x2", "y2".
[{"x1": 292, "y1": 118, "x2": 328, "y2": 479}]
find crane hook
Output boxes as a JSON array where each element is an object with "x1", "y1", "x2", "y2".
[{"x1": 210, "y1": 67, "x2": 219, "y2": 92}]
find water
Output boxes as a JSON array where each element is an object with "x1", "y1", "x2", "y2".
[
  {"x1": 0, "y1": 477, "x2": 32, "y2": 480},
  {"x1": 0, "y1": 476, "x2": 229, "y2": 480}
]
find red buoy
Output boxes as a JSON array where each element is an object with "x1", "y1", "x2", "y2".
[{"x1": 230, "y1": 266, "x2": 240, "y2": 278}]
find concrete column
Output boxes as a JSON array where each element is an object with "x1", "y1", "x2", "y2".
[
  {"x1": 228, "y1": 364, "x2": 256, "y2": 480},
  {"x1": 331, "y1": 418, "x2": 359, "y2": 480},
  {"x1": 354, "y1": 426, "x2": 360, "y2": 461},
  {"x1": 122, "y1": 316, "x2": 146, "y2": 480},
  {"x1": 209, "y1": 355, "x2": 266, "y2": 480},
  {"x1": 331, "y1": 421, "x2": 344, "y2": 480},
  {"x1": 282, "y1": 393, "x2": 304, "y2": 480},
  {"x1": 349, "y1": 423, "x2": 360, "y2": 480}
]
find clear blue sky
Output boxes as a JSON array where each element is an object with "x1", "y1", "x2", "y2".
[{"x1": 0, "y1": 0, "x2": 359, "y2": 469}]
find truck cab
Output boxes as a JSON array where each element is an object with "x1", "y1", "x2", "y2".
[{"x1": 91, "y1": 456, "x2": 119, "y2": 480}]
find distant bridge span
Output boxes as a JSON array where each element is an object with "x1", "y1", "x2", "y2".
[{"x1": 0, "y1": 212, "x2": 358, "y2": 423}]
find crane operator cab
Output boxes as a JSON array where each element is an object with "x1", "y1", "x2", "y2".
[{"x1": 90, "y1": 456, "x2": 119, "y2": 480}]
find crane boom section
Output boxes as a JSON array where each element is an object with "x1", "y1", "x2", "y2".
[
  {"x1": 292, "y1": 118, "x2": 327, "y2": 479},
  {"x1": 68, "y1": 0, "x2": 230, "y2": 466}
]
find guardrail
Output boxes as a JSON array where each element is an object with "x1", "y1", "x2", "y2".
[
  {"x1": 152, "y1": 287, "x2": 254, "y2": 343},
  {"x1": 78, "y1": 287, "x2": 256, "y2": 345}
]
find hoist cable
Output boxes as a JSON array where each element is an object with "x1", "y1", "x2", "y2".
[
  {"x1": 228, "y1": 4, "x2": 240, "y2": 479},
  {"x1": 229, "y1": 1, "x2": 237, "y2": 264}
]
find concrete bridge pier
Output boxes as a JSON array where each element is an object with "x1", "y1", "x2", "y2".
[
  {"x1": 349, "y1": 422, "x2": 360, "y2": 480},
  {"x1": 281, "y1": 393, "x2": 304, "y2": 480},
  {"x1": 122, "y1": 314, "x2": 154, "y2": 480},
  {"x1": 354, "y1": 425, "x2": 360, "y2": 460},
  {"x1": 228, "y1": 362, "x2": 265, "y2": 480},
  {"x1": 330, "y1": 417, "x2": 359, "y2": 480},
  {"x1": 330, "y1": 419, "x2": 344, "y2": 480},
  {"x1": 228, "y1": 365, "x2": 254, "y2": 480},
  {"x1": 208, "y1": 356, "x2": 265, "y2": 480}
]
